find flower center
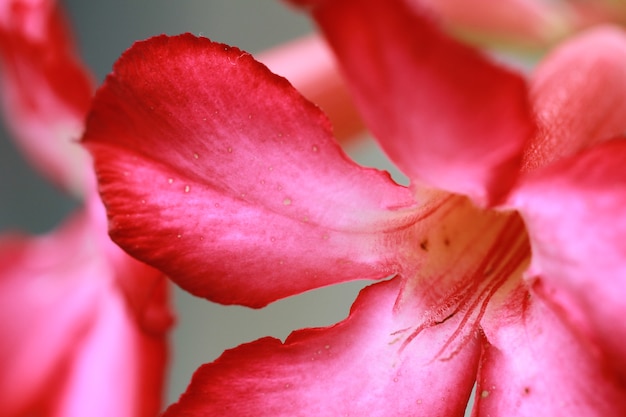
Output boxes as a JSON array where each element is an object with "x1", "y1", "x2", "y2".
[{"x1": 395, "y1": 195, "x2": 531, "y2": 360}]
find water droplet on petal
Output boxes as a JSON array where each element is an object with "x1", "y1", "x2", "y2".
[
  {"x1": 184, "y1": 185, "x2": 190, "y2": 193},
  {"x1": 283, "y1": 198, "x2": 292, "y2": 206}
]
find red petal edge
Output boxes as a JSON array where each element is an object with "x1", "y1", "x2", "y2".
[{"x1": 164, "y1": 278, "x2": 480, "y2": 417}]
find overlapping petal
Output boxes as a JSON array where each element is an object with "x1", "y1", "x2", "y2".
[
  {"x1": 422, "y1": 0, "x2": 567, "y2": 48},
  {"x1": 288, "y1": 0, "x2": 534, "y2": 205},
  {"x1": 0, "y1": 203, "x2": 171, "y2": 417},
  {"x1": 258, "y1": 35, "x2": 365, "y2": 142},
  {"x1": 477, "y1": 285, "x2": 626, "y2": 416},
  {"x1": 83, "y1": 34, "x2": 429, "y2": 308},
  {"x1": 0, "y1": 0, "x2": 93, "y2": 195},
  {"x1": 509, "y1": 139, "x2": 626, "y2": 379},
  {"x1": 164, "y1": 278, "x2": 480, "y2": 417},
  {"x1": 523, "y1": 26, "x2": 626, "y2": 171}
]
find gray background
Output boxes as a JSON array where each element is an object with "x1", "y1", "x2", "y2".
[{"x1": 0, "y1": 0, "x2": 374, "y2": 404}]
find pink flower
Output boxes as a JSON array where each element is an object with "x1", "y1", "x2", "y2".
[
  {"x1": 0, "y1": 1, "x2": 172, "y2": 415},
  {"x1": 82, "y1": 0, "x2": 626, "y2": 415}
]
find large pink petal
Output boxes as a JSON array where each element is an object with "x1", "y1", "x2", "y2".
[
  {"x1": 0, "y1": 0, "x2": 93, "y2": 195},
  {"x1": 509, "y1": 139, "x2": 626, "y2": 380},
  {"x1": 83, "y1": 34, "x2": 425, "y2": 308},
  {"x1": 164, "y1": 278, "x2": 480, "y2": 417},
  {"x1": 288, "y1": 0, "x2": 534, "y2": 205},
  {"x1": 0, "y1": 205, "x2": 172, "y2": 417},
  {"x1": 477, "y1": 285, "x2": 626, "y2": 416},
  {"x1": 523, "y1": 26, "x2": 626, "y2": 171}
]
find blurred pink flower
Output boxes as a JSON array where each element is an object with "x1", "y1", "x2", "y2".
[
  {"x1": 408, "y1": 0, "x2": 626, "y2": 50},
  {"x1": 82, "y1": 0, "x2": 626, "y2": 415},
  {"x1": 0, "y1": 1, "x2": 172, "y2": 416}
]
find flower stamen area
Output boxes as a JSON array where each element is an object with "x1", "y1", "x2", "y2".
[{"x1": 395, "y1": 196, "x2": 531, "y2": 361}]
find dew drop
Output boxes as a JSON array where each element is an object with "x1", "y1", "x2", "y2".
[
  {"x1": 270, "y1": 237, "x2": 276, "y2": 243},
  {"x1": 193, "y1": 152, "x2": 199, "y2": 159},
  {"x1": 184, "y1": 185, "x2": 190, "y2": 193},
  {"x1": 481, "y1": 390, "x2": 490, "y2": 398},
  {"x1": 140, "y1": 199, "x2": 146, "y2": 204},
  {"x1": 176, "y1": 234, "x2": 182, "y2": 239},
  {"x1": 312, "y1": 145, "x2": 319, "y2": 152},
  {"x1": 324, "y1": 344, "x2": 330, "y2": 349},
  {"x1": 227, "y1": 147, "x2": 233, "y2": 153},
  {"x1": 168, "y1": 178, "x2": 174, "y2": 184},
  {"x1": 283, "y1": 198, "x2": 292, "y2": 206},
  {"x1": 393, "y1": 377, "x2": 399, "y2": 383}
]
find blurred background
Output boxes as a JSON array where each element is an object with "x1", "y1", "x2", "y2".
[{"x1": 0, "y1": 0, "x2": 384, "y2": 404}]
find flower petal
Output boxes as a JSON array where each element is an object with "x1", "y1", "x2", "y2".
[
  {"x1": 164, "y1": 278, "x2": 480, "y2": 417},
  {"x1": 83, "y1": 34, "x2": 423, "y2": 308},
  {"x1": 0, "y1": 206, "x2": 171, "y2": 417},
  {"x1": 477, "y1": 285, "x2": 626, "y2": 416},
  {"x1": 289, "y1": 0, "x2": 534, "y2": 205},
  {"x1": 0, "y1": 0, "x2": 93, "y2": 195},
  {"x1": 423, "y1": 0, "x2": 567, "y2": 48},
  {"x1": 523, "y1": 26, "x2": 626, "y2": 171},
  {"x1": 258, "y1": 35, "x2": 365, "y2": 143},
  {"x1": 509, "y1": 139, "x2": 626, "y2": 379}
]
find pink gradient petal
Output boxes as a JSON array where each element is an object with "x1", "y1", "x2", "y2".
[
  {"x1": 509, "y1": 139, "x2": 626, "y2": 380},
  {"x1": 0, "y1": 0, "x2": 93, "y2": 195},
  {"x1": 523, "y1": 26, "x2": 626, "y2": 171},
  {"x1": 258, "y1": 35, "x2": 365, "y2": 143},
  {"x1": 423, "y1": 0, "x2": 567, "y2": 47},
  {"x1": 477, "y1": 285, "x2": 626, "y2": 416},
  {"x1": 164, "y1": 278, "x2": 480, "y2": 417},
  {"x1": 83, "y1": 34, "x2": 425, "y2": 308},
  {"x1": 0, "y1": 205, "x2": 172, "y2": 417},
  {"x1": 289, "y1": 0, "x2": 534, "y2": 205}
]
